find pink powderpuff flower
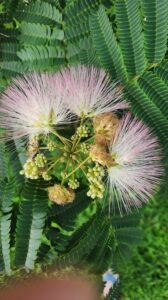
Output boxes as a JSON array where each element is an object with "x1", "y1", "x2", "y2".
[
  {"x1": 108, "y1": 113, "x2": 163, "y2": 213},
  {"x1": 0, "y1": 73, "x2": 71, "y2": 140},
  {"x1": 59, "y1": 65, "x2": 128, "y2": 117}
]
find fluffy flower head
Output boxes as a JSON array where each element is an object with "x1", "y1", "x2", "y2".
[
  {"x1": 0, "y1": 73, "x2": 70, "y2": 140},
  {"x1": 59, "y1": 65, "x2": 128, "y2": 117},
  {"x1": 108, "y1": 113, "x2": 163, "y2": 213}
]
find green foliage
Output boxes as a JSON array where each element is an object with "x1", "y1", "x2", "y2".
[
  {"x1": 0, "y1": 61, "x2": 27, "y2": 77},
  {"x1": 46, "y1": 203, "x2": 142, "y2": 274},
  {"x1": 87, "y1": 223, "x2": 111, "y2": 272},
  {"x1": 78, "y1": 39, "x2": 99, "y2": 66},
  {"x1": 89, "y1": 1, "x2": 168, "y2": 155},
  {"x1": 14, "y1": 180, "x2": 48, "y2": 269},
  {"x1": 90, "y1": 5, "x2": 127, "y2": 81},
  {"x1": 0, "y1": 141, "x2": 7, "y2": 180},
  {"x1": 49, "y1": 190, "x2": 92, "y2": 229},
  {"x1": 111, "y1": 213, "x2": 143, "y2": 269},
  {"x1": 64, "y1": 0, "x2": 101, "y2": 63},
  {"x1": 64, "y1": 0, "x2": 101, "y2": 27},
  {"x1": 17, "y1": 45, "x2": 65, "y2": 71},
  {"x1": 56, "y1": 209, "x2": 107, "y2": 268},
  {"x1": 5, "y1": 141, "x2": 24, "y2": 189},
  {"x1": 0, "y1": 0, "x2": 65, "y2": 76},
  {"x1": 115, "y1": 0, "x2": 146, "y2": 77},
  {"x1": 140, "y1": 0, "x2": 168, "y2": 65},
  {"x1": 126, "y1": 80, "x2": 168, "y2": 153},
  {"x1": 19, "y1": 22, "x2": 64, "y2": 45},
  {"x1": 16, "y1": 1, "x2": 62, "y2": 25},
  {"x1": 121, "y1": 186, "x2": 168, "y2": 300},
  {"x1": 0, "y1": 182, "x2": 13, "y2": 274},
  {"x1": 106, "y1": 280, "x2": 120, "y2": 300},
  {"x1": 0, "y1": 43, "x2": 20, "y2": 61}
]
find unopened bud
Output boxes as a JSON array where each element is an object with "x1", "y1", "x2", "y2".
[
  {"x1": 93, "y1": 112, "x2": 119, "y2": 146},
  {"x1": 27, "y1": 136, "x2": 39, "y2": 158},
  {"x1": 48, "y1": 184, "x2": 75, "y2": 205},
  {"x1": 90, "y1": 144, "x2": 115, "y2": 167}
]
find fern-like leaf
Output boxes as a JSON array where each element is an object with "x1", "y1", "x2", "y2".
[
  {"x1": 56, "y1": 210, "x2": 106, "y2": 268},
  {"x1": 49, "y1": 190, "x2": 92, "y2": 229},
  {"x1": 106, "y1": 280, "x2": 120, "y2": 300},
  {"x1": 138, "y1": 71, "x2": 168, "y2": 118},
  {"x1": 19, "y1": 22, "x2": 64, "y2": 46},
  {"x1": 64, "y1": 0, "x2": 101, "y2": 26},
  {"x1": 126, "y1": 82, "x2": 168, "y2": 154},
  {"x1": 111, "y1": 214, "x2": 140, "y2": 229},
  {"x1": 0, "y1": 141, "x2": 7, "y2": 181},
  {"x1": 115, "y1": 0, "x2": 146, "y2": 77},
  {"x1": 0, "y1": 61, "x2": 27, "y2": 77},
  {"x1": 14, "y1": 180, "x2": 48, "y2": 270},
  {"x1": 65, "y1": 20, "x2": 90, "y2": 43},
  {"x1": 5, "y1": 141, "x2": 24, "y2": 190},
  {"x1": 154, "y1": 60, "x2": 168, "y2": 85},
  {"x1": 17, "y1": 45, "x2": 65, "y2": 71},
  {"x1": 140, "y1": 0, "x2": 168, "y2": 65},
  {"x1": 87, "y1": 222, "x2": 111, "y2": 273},
  {"x1": 16, "y1": 1, "x2": 62, "y2": 25},
  {"x1": 90, "y1": 5, "x2": 127, "y2": 82},
  {"x1": 111, "y1": 213, "x2": 143, "y2": 268},
  {"x1": 0, "y1": 43, "x2": 20, "y2": 61},
  {"x1": 0, "y1": 182, "x2": 13, "y2": 275}
]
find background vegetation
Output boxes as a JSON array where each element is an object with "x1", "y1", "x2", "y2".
[{"x1": 121, "y1": 187, "x2": 168, "y2": 300}]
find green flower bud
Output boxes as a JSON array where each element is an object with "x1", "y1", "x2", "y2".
[
  {"x1": 35, "y1": 153, "x2": 47, "y2": 168},
  {"x1": 20, "y1": 159, "x2": 39, "y2": 180}
]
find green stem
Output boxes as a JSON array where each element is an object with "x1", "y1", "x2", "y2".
[
  {"x1": 80, "y1": 166, "x2": 89, "y2": 181},
  {"x1": 84, "y1": 135, "x2": 95, "y2": 144},
  {"x1": 71, "y1": 117, "x2": 86, "y2": 151},
  {"x1": 47, "y1": 157, "x2": 61, "y2": 172},
  {"x1": 40, "y1": 144, "x2": 64, "y2": 151},
  {"x1": 50, "y1": 129, "x2": 71, "y2": 146},
  {"x1": 63, "y1": 157, "x2": 90, "y2": 181},
  {"x1": 61, "y1": 159, "x2": 70, "y2": 185}
]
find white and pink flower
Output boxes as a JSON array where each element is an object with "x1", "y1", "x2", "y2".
[
  {"x1": 59, "y1": 65, "x2": 128, "y2": 117},
  {"x1": 108, "y1": 113, "x2": 163, "y2": 212},
  {"x1": 0, "y1": 72, "x2": 70, "y2": 140},
  {"x1": 0, "y1": 67, "x2": 163, "y2": 213}
]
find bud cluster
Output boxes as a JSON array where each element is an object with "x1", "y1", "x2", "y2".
[
  {"x1": 20, "y1": 159, "x2": 39, "y2": 180},
  {"x1": 47, "y1": 141, "x2": 56, "y2": 151},
  {"x1": 20, "y1": 153, "x2": 48, "y2": 180},
  {"x1": 42, "y1": 171, "x2": 52, "y2": 181},
  {"x1": 87, "y1": 164, "x2": 105, "y2": 199},
  {"x1": 20, "y1": 111, "x2": 119, "y2": 205},
  {"x1": 68, "y1": 178, "x2": 80, "y2": 190},
  {"x1": 79, "y1": 143, "x2": 89, "y2": 154},
  {"x1": 35, "y1": 153, "x2": 47, "y2": 168},
  {"x1": 76, "y1": 125, "x2": 89, "y2": 138}
]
